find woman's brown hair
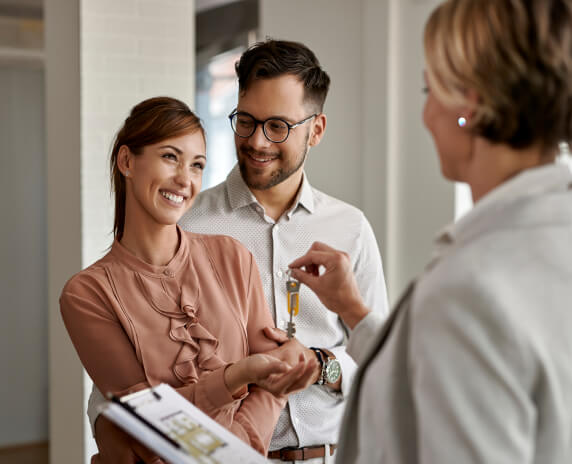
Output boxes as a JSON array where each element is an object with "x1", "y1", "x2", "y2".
[
  {"x1": 110, "y1": 96, "x2": 205, "y2": 240},
  {"x1": 424, "y1": 0, "x2": 572, "y2": 151}
]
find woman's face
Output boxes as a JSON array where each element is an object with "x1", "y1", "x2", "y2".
[
  {"x1": 422, "y1": 76, "x2": 473, "y2": 182},
  {"x1": 124, "y1": 131, "x2": 206, "y2": 229}
]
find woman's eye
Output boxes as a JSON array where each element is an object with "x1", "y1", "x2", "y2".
[
  {"x1": 162, "y1": 153, "x2": 177, "y2": 161},
  {"x1": 191, "y1": 162, "x2": 205, "y2": 170}
]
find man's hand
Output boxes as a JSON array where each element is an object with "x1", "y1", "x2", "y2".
[
  {"x1": 224, "y1": 351, "x2": 318, "y2": 398},
  {"x1": 262, "y1": 327, "x2": 321, "y2": 385},
  {"x1": 249, "y1": 351, "x2": 319, "y2": 396},
  {"x1": 289, "y1": 241, "x2": 371, "y2": 329},
  {"x1": 93, "y1": 415, "x2": 165, "y2": 464}
]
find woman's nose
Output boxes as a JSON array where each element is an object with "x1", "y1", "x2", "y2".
[{"x1": 174, "y1": 165, "x2": 191, "y2": 187}]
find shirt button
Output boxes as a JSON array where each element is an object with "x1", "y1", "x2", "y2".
[
  {"x1": 276, "y1": 270, "x2": 283, "y2": 278},
  {"x1": 163, "y1": 269, "x2": 174, "y2": 278}
]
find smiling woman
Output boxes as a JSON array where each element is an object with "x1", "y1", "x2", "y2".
[
  {"x1": 109, "y1": 97, "x2": 207, "y2": 242},
  {"x1": 117, "y1": 131, "x2": 206, "y2": 241},
  {"x1": 59, "y1": 97, "x2": 316, "y2": 463}
]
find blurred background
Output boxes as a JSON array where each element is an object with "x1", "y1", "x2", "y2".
[{"x1": 0, "y1": 0, "x2": 466, "y2": 462}]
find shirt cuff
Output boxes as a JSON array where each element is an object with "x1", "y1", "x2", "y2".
[
  {"x1": 88, "y1": 383, "x2": 106, "y2": 436},
  {"x1": 88, "y1": 381, "x2": 149, "y2": 437},
  {"x1": 329, "y1": 345, "x2": 357, "y2": 397}
]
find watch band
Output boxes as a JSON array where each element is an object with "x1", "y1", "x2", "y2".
[{"x1": 309, "y1": 347, "x2": 325, "y2": 385}]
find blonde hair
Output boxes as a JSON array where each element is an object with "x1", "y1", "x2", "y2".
[{"x1": 424, "y1": 0, "x2": 572, "y2": 150}]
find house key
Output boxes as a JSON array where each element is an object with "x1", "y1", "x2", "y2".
[{"x1": 285, "y1": 270, "x2": 300, "y2": 339}]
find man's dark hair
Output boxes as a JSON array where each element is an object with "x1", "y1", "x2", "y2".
[{"x1": 235, "y1": 39, "x2": 331, "y2": 112}]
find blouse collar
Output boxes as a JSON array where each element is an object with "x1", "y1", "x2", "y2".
[{"x1": 109, "y1": 225, "x2": 189, "y2": 277}]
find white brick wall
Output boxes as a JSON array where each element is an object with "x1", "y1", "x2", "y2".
[
  {"x1": 81, "y1": 0, "x2": 195, "y2": 267},
  {"x1": 76, "y1": 2, "x2": 195, "y2": 460}
]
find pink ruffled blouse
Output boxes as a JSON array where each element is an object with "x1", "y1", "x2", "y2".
[{"x1": 60, "y1": 227, "x2": 285, "y2": 454}]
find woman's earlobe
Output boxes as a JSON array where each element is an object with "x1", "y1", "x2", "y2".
[{"x1": 117, "y1": 145, "x2": 133, "y2": 176}]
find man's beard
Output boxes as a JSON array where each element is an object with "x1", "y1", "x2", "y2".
[{"x1": 238, "y1": 134, "x2": 309, "y2": 190}]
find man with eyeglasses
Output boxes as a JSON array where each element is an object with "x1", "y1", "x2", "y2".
[
  {"x1": 181, "y1": 40, "x2": 389, "y2": 463},
  {"x1": 87, "y1": 39, "x2": 388, "y2": 463}
]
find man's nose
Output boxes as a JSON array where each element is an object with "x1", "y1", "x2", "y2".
[{"x1": 247, "y1": 123, "x2": 273, "y2": 149}]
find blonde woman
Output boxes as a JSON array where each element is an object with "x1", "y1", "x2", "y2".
[{"x1": 290, "y1": 0, "x2": 572, "y2": 463}]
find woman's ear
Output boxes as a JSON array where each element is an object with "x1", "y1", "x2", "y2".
[
  {"x1": 309, "y1": 113, "x2": 327, "y2": 147},
  {"x1": 117, "y1": 145, "x2": 133, "y2": 177},
  {"x1": 462, "y1": 88, "x2": 480, "y2": 121}
]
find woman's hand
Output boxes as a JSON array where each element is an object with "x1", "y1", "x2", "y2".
[
  {"x1": 289, "y1": 241, "x2": 371, "y2": 329},
  {"x1": 93, "y1": 415, "x2": 165, "y2": 464},
  {"x1": 224, "y1": 352, "x2": 318, "y2": 398}
]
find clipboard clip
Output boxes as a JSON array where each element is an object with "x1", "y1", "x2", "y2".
[{"x1": 107, "y1": 391, "x2": 184, "y2": 452}]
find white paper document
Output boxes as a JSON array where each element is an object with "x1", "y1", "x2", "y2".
[{"x1": 98, "y1": 383, "x2": 268, "y2": 464}]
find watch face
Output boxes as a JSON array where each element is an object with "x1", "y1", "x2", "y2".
[{"x1": 325, "y1": 359, "x2": 342, "y2": 384}]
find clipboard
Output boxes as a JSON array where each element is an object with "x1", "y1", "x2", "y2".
[{"x1": 98, "y1": 383, "x2": 268, "y2": 464}]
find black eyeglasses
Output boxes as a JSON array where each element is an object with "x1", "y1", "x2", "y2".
[{"x1": 228, "y1": 110, "x2": 317, "y2": 143}]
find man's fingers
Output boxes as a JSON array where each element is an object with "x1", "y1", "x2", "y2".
[
  {"x1": 268, "y1": 358, "x2": 310, "y2": 394},
  {"x1": 263, "y1": 326, "x2": 290, "y2": 344},
  {"x1": 282, "y1": 356, "x2": 319, "y2": 395},
  {"x1": 131, "y1": 441, "x2": 165, "y2": 464}
]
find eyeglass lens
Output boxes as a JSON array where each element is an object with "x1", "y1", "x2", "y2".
[{"x1": 231, "y1": 114, "x2": 289, "y2": 143}]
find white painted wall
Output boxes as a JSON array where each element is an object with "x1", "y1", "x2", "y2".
[
  {"x1": 0, "y1": 64, "x2": 48, "y2": 447},
  {"x1": 261, "y1": 0, "x2": 452, "y2": 302},
  {"x1": 45, "y1": 1, "x2": 83, "y2": 462}
]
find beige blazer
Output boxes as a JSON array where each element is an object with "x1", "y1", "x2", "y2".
[{"x1": 338, "y1": 164, "x2": 572, "y2": 463}]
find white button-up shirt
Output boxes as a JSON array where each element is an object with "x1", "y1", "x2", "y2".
[{"x1": 179, "y1": 165, "x2": 389, "y2": 450}]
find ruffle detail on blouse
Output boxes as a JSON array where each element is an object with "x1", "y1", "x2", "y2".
[{"x1": 135, "y1": 271, "x2": 225, "y2": 385}]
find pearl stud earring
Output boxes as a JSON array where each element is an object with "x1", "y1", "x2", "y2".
[
  {"x1": 125, "y1": 170, "x2": 130, "y2": 177},
  {"x1": 457, "y1": 117, "x2": 467, "y2": 128}
]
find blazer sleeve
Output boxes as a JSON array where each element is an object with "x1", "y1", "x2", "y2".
[
  {"x1": 336, "y1": 214, "x2": 390, "y2": 395},
  {"x1": 409, "y1": 276, "x2": 536, "y2": 464}
]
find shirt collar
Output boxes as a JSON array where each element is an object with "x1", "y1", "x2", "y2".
[
  {"x1": 434, "y1": 162, "x2": 572, "y2": 253},
  {"x1": 226, "y1": 164, "x2": 315, "y2": 215},
  {"x1": 291, "y1": 172, "x2": 315, "y2": 215},
  {"x1": 227, "y1": 165, "x2": 257, "y2": 210}
]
